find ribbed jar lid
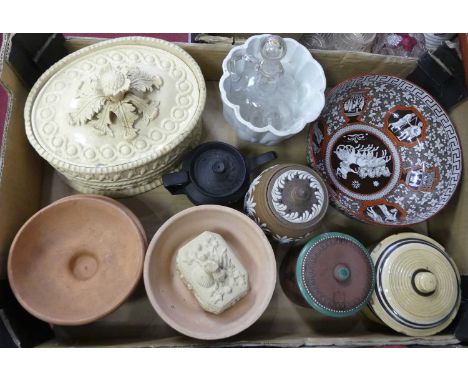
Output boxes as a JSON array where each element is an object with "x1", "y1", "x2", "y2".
[
  {"x1": 368, "y1": 232, "x2": 461, "y2": 336},
  {"x1": 25, "y1": 37, "x2": 206, "y2": 173},
  {"x1": 296, "y1": 232, "x2": 375, "y2": 317}
]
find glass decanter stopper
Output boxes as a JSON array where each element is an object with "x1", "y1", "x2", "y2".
[{"x1": 228, "y1": 35, "x2": 300, "y2": 130}]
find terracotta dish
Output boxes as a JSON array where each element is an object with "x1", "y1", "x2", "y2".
[
  {"x1": 8, "y1": 196, "x2": 145, "y2": 325},
  {"x1": 308, "y1": 74, "x2": 462, "y2": 225},
  {"x1": 143, "y1": 205, "x2": 276, "y2": 340}
]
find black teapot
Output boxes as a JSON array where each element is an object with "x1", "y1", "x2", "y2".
[{"x1": 162, "y1": 141, "x2": 277, "y2": 205}]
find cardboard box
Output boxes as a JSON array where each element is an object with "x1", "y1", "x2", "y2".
[{"x1": 1, "y1": 37, "x2": 467, "y2": 347}]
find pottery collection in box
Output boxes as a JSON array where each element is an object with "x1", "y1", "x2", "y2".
[{"x1": 6, "y1": 34, "x2": 465, "y2": 341}]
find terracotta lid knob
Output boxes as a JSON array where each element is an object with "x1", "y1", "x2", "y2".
[
  {"x1": 334, "y1": 264, "x2": 350, "y2": 282},
  {"x1": 413, "y1": 271, "x2": 438, "y2": 295}
]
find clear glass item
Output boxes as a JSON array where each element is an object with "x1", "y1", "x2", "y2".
[
  {"x1": 372, "y1": 33, "x2": 426, "y2": 58},
  {"x1": 300, "y1": 33, "x2": 335, "y2": 50},
  {"x1": 227, "y1": 35, "x2": 304, "y2": 131},
  {"x1": 332, "y1": 33, "x2": 376, "y2": 52}
]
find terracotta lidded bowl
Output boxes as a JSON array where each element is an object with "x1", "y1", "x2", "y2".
[
  {"x1": 244, "y1": 164, "x2": 328, "y2": 244},
  {"x1": 308, "y1": 74, "x2": 462, "y2": 225},
  {"x1": 163, "y1": 141, "x2": 277, "y2": 205},
  {"x1": 365, "y1": 232, "x2": 461, "y2": 336},
  {"x1": 280, "y1": 232, "x2": 375, "y2": 317},
  {"x1": 8, "y1": 196, "x2": 146, "y2": 325},
  {"x1": 143, "y1": 205, "x2": 276, "y2": 340},
  {"x1": 24, "y1": 37, "x2": 206, "y2": 197}
]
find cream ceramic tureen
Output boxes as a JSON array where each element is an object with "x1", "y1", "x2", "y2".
[{"x1": 25, "y1": 37, "x2": 206, "y2": 196}]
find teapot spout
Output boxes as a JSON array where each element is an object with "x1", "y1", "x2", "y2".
[{"x1": 246, "y1": 151, "x2": 277, "y2": 171}]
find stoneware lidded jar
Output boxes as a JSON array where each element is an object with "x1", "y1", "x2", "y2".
[
  {"x1": 365, "y1": 232, "x2": 461, "y2": 336},
  {"x1": 280, "y1": 232, "x2": 375, "y2": 317},
  {"x1": 25, "y1": 37, "x2": 206, "y2": 197},
  {"x1": 244, "y1": 164, "x2": 328, "y2": 244}
]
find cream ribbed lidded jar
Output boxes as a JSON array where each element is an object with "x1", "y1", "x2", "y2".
[{"x1": 366, "y1": 232, "x2": 461, "y2": 337}]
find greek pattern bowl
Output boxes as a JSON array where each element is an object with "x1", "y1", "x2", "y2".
[{"x1": 307, "y1": 74, "x2": 462, "y2": 226}]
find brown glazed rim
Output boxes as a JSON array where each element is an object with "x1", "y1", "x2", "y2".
[
  {"x1": 143, "y1": 204, "x2": 277, "y2": 340},
  {"x1": 308, "y1": 73, "x2": 464, "y2": 227},
  {"x1": 7, "y1": 197, "x2": 145, "y2": 326}
]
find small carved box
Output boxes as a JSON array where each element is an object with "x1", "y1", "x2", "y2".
[{"x1": 176, "y1": 231, "x2": 249, "y2": 315}]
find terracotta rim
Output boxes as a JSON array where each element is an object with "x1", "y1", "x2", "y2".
[
  {"x1": 7, "y1": 197, "x2": 145, "y2": 326},
  {"x1": 143, "y1": 205, "x2": 277, "y2": 340},
  {"x1": 50, "y1": 194, "x2": 147, "y2": 246}
]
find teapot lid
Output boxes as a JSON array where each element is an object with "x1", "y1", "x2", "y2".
[
  {"x1": 188, "y1": 142, "x2": 247, "y2": 198},
  {"x1": 296, "y1": 232, "x2": 375, "y2": 317},
  {"x1": 368, "y1": 232, "x2": 461, "y2": 336}
]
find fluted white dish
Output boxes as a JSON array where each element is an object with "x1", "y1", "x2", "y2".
[{"x1": 219, "y1": 34, "x2": 326, "y2": 145}]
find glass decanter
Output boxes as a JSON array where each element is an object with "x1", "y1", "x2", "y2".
[{"x1": 227, "y1": 35, "x2": 303, "y2": 130}]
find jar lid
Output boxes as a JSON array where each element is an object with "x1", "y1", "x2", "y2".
[
  {"x1": 368, "y1": 232, "x2": 461, "y2": 336},
  {"x1": 266, "y1": 164, "x2": 328, "y2": 230},
  {"x1": 296, "y1": 232, "x2": 375, "y2": 317},
  {"x1": 25, "y1": 37, "x2": 206, "y2": 173},
  {"x1": 189, "y1": 142, "x2": 246, "y2": 198}
]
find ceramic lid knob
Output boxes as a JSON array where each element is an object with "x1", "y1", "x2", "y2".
[
  {"x1": 367, "y1": 232, "x2": 461, "y2": 337},
  {"x1": 334, "y1": 264, "x2": 351, "y2": 282},
  {"x1": 413, "y1": 270, "x2": 437, "y2": 295},
  {"x1": 295, "y1": 232, "x2": 375, "y2": 317}
]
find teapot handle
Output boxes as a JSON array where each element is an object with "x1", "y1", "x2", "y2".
[
  {"x1": 162, "y1": 171, "x2": 190, "y2": 195},
  {"x1": 246, "y1": 151, "x2": 277, "y2": 171}
]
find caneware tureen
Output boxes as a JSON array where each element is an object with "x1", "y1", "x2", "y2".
[
  {"x1": 25, "y1": 37, "x2": 206, "y2": 196},
  {"x1": 308, "y1": 75, "x2": 462, "y2": 225},
  {"x1": 365, "y1": 232, "x2": 461, "y2": 336}
]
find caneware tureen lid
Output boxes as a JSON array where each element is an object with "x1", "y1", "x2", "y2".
[
  {"x1": 368, "y1": 232, "x2": 461, "y2": 336},
  {"x1": 296, "y1": 232, "x2": 375, "y2": 317},
  {"x1": 25, "y1": 37, "x2": 206, "y2": 172}
]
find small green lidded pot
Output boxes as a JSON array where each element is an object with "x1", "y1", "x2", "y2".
[{"x1": 280, "y1": 232, "x2": 375, "y2": 317}]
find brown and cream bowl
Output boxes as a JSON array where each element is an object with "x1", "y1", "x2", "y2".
[
  {"x1": 143, "y1": 205, "x2": 276, "y2": 340},
  {"x1": 8, "y1": 196, "x2": 146, "y2": 326}
]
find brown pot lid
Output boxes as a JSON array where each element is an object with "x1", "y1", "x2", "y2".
[
  {"x1": 296, "y1": 232, "x2": 375, "y2": 317},
  {"x1": 8, "y1": 196, "x2": 145, "y2": 325},
  {"x1": 266, "y1": 164, "x2": 328, "y2": 230},
  {"x1": 368, "y1": 233, "x2": 461, "y2": 336}
]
